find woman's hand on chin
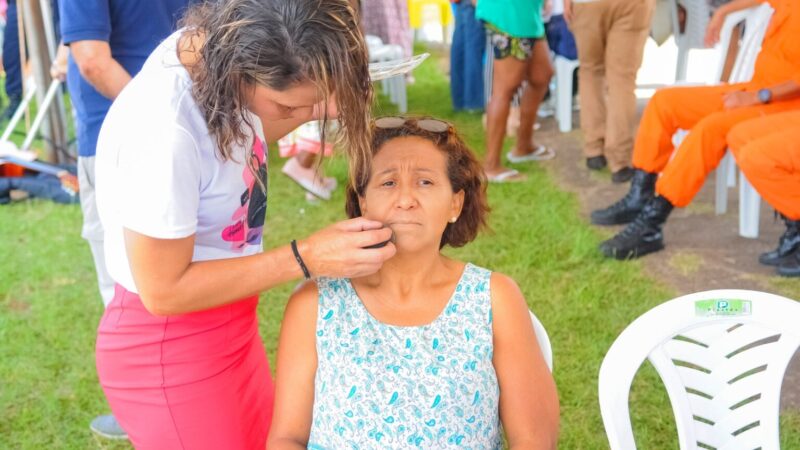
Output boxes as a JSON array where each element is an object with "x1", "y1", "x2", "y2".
[{"x1": 299, "y1": 217, "x2": 396, "y2": 279}]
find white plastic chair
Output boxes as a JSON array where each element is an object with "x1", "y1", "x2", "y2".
[
  {"x1": 530, "y1": 310, "x2": 553, "y2": 372},
  {"x1": 599, "y1": 289, "x2": 800, "y2": 450},
  {"x1": 711, "y1": 3, "x2": 773, "y2": 238},
  {"x1": 671, "y1": 0, "x2": 712, "y2": 82},
  {"x1": 366, "y1": 35, "x2": 409, "y2": 113},
  {"x1": 554, "y1": 55, "x2": 580, "y2": 133}
]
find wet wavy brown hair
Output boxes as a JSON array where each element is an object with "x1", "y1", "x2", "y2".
[
  {"x1": 345, "y1": 118, "x2": 490, "y2": 249},
  {"x1": 180, "y1": 0, "x2": 372, "y2": 186}
]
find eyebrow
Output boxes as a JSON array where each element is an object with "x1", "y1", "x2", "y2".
[{"x1": 375, "y1": 167, "x2": 438, "y2": 176}]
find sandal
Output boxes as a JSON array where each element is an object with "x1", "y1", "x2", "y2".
[
  {"x1": 507, "y1": 145, "x2": 556, "y2": 163},
  {"x1": 487, "y1": 168, "x2": 526, "y2": 183}
]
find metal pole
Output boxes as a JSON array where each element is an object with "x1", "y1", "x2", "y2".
[{"x1": 20, "y1": 0, "x2": 68, "y2": 164}]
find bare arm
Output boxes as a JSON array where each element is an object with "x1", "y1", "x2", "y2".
[
  {"x1": 266, "y1": 282, "x2": 319, "y2": 449},
  {"x1": 69, "y1": 40, "x2": 131, "y2": 99},
  {"x1": 491, "y1": 273, "x2": 560, "y2": 449},
  {"x1": 705, "y1": 0, "x2": 763, "y2": 46},
  {"x1": 50, "y1": 43, "x2": 69, "y2": 82},
  {"x1": 125, "y1": 217, "x2": 395, "y2": 316}
]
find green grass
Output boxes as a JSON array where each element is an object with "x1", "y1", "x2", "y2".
[{"x1": 2, "y1": 48, "x2": 799, "y2": 449}]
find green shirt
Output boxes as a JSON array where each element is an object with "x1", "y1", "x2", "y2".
[{"x1": 476, "y1": 0, "x2": 545, "y2": 38}]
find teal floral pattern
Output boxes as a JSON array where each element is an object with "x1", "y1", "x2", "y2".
[{"x1": 308, "y1": 263, "x2": 501, "y2": 449}]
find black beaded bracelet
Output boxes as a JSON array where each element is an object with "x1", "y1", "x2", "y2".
[{"x1": 290, "y1": 240, "x2": 311, "y2": 280}]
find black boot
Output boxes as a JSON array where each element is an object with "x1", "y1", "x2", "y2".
[
  {"x1": 777, "y1": 252, "x2": 800, "y2": 277},
  {"x1": 591, "y1": 169, "x2": 657, "y2": 225},
  {"x1": 600, "y1": 196, "x2": 673, "y2": 260},
  {"x1": 759, "y1": 216, "x2": 800, "y2": 266}
]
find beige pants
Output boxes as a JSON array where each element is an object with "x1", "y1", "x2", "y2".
[{"x1": 571, "y1": 0, "x2": 655, "y2": 171}]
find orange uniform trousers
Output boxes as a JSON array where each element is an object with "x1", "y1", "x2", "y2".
[
  {"x1": 631, "y1": 83, "x2": 800, "y2": 207},
  {"x1": 631, "y1": 0, "x2": 800, "y2": 207},
  {"x1": 727, "y1": 110, "x2": 800, "y2": 220}
]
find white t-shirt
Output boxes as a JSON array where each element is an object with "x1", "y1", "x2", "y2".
[{"x1": 96, "y1": 30, "x2": 268, "y2": 294}]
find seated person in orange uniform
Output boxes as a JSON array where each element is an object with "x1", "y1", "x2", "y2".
[
  {"x1": 590, "y1": 0, "x2": 800, "y2": 259},
  {"x1": 727, "y1": 110, "x2": 800, "y2": 277}
]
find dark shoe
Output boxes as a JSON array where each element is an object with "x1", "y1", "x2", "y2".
[
  {"x1": 611, "y1": 167, "x2": 635, "y2": 183},
  {"x1": 759, "y1": 216, "x2": 800, "y2": 266},
  {"x1": 600, "y1": 196, "x2": 674, "y2": 260},
  {"x1": 777, "y1": 252, "x2": 800, "y2": 277},
  {"x1": 90, "y1": 414, "x2": 128, "y2": 440},
  {"x1": 586, "y1": 155, "x2": 607, "y2": 171},
  {"x1": 591, "y1": 169, "x2": 658, "y2": 225},
  {"x1": 0, "y1": 93, "x2": 22, "y2": 122}
]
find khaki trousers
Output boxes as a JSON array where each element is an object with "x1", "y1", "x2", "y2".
[{"x1": 571, "y1": 0, "x2": 655, "y2": 171}]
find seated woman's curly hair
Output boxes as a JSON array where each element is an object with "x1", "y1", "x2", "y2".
[{"x1": 345, "y1": 117, "x2": 490, "y2": 248}]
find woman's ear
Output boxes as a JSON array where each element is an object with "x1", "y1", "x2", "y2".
[{"x1": 450, "y1": 190, "x2": 465, "y2": 221}]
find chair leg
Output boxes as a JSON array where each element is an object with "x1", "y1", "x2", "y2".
[
  {"x1": 555, "y1": 57, "x2": 574, "y2": 133},
  {"x1": 675, "y1": 45, "x2": 689, "y2": 82},
  {"x1": 715, "y1": 151, "x2": 732, "y2": 215},
  {"x1": 739, "y1": 171, "x2": 761, "y2": 238}
]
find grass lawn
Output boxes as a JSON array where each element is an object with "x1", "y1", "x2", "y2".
[{"x1": 1, "y1": 48, "x2": 799, "y2": 449}]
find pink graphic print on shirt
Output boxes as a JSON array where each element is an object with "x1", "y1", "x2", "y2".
[{"x1": 221, "y1": 138, "x2": 268, "y2": 251}]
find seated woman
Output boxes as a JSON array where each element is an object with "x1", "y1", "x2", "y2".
[{"x1": 268, "y1": 117, "x2": 560, "y2": 449}]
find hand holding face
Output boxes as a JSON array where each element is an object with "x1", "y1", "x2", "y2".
[{"x1": 298, "y1": 217, "x2": 396, "y2": 279}]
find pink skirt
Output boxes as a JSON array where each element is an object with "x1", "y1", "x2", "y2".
[{"x1": 96, "y1": 284, "x2": 274, "y2": 449}]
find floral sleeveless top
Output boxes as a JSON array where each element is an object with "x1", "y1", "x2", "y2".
[{"x1": 308, "y1": 263, "x2": 502, "y2": 449}]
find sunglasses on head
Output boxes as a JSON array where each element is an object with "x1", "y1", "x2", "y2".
[{"x1": 373, "y1": 116, "x2": 451, "y2": 133}]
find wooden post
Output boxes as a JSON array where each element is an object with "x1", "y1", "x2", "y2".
[{"x1": 20, "y1": 0, "x2": 68, "y2": 164}]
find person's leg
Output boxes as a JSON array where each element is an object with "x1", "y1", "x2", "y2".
[
  {"x1": 656, "y1": 98, "x2": 800, "y2": 208},
  {"x1": 78, "y1": 156, "x2": 115, "y2": 305},
  {"x1": 9, "y1": 174, "x2": 79, "y2": 204},
  {"x1": 0, "y1": 177, "x2": 12, "y2": 204},
  {"x1": 78, "y1": 155, "x2": 126, "y2": 438},
  {"x1": 603, "y1": 0, "x2": 654, "y2": 178},
  {"x1": 462, "y1": 3, "x2": 486, "y2": 110},
  {"x1": 601, "y1": 98, "x2": 800, "y2": 260},
  {"x1": 571, "y1": 0, "x2": 610, "y2": 167},
  {"x1": 2, "y1": 0, "x2": 23, "y2": 120},
  {"x1": 484, "y1": 54, "x2": 528, "y2": 179},
  {"x1": 631, "y1": 84, "x2": 740, "y2": 174},
  {"x1": 450, "y1": 2, "x2": 467, "y2": 110},
  {"x1": 592, "y1": 83, "x2": 739, "y2": 225},
  {"x1": 512, "y1": 39, "x2": 553, "y2": 158},
  {"x1": 729, "y1": 113, "x2": 800, "y2": 269},
  {"x1": 281, "y1": 121, "x2": 338, "y2": 200}
]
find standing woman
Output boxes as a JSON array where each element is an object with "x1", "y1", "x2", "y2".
[
  {"x1": 94, "y1": 1, "x2": 396, "y2": 448},
  {"x1": 478, "y1": 0, "x2": 556, "y2": 183}
]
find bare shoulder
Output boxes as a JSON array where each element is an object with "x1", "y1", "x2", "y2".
[
  {"x1": 489, "y1": 272, "x2": 527, "y2": 308},
  {"x1": 283, "y1": 280, "x2": 319, "y2": 324},
  {"x1": 489, "y1": 272, "x2": 531, "y2": 327}
]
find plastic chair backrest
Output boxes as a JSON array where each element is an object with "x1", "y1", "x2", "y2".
[
  {"x1": 599, "y1": 290, "x2": 800, "y2": 450},
  {"x1": 671, "y1": 0, "x2": 711, "y2": 50},
  {"x1": 727, "y1": 3, "x2": 774, "y2": 83},
  {"x1": 530, "y1": 310, "x2": 553, "y2": 372}
]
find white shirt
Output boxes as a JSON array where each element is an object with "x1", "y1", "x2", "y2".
[{"x1": 96, "y1": 30, "x2": 267, "y2": 293}]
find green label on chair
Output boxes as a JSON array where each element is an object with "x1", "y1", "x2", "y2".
[{"x1": 695, "y1": 299, "x2": 752, "y2": 317}]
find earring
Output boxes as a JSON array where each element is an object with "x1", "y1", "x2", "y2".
[{"x1": 449, "y1": 217, "x2": 458, "y2": 223}]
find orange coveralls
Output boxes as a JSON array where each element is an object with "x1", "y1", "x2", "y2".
[
  {"x1": 631, "y1": 0, "x2": 800, "y2": 207},
  {"x1": 727, "y1": 110, "x2": 800, "y2": 220}
]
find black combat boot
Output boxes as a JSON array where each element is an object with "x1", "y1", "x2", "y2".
[
  {"x1": 591, "y1": 169, "x2": 657, "y2": 225},
  {"x1": 777, "y1": 253, "x2": 800, "y2": 278},
  {"x1": 759, "y1": 215, "x2": 800, "y2": 266},
  {"x1": 600, "y1": 196, "x2": 674, "y2": 260}
]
